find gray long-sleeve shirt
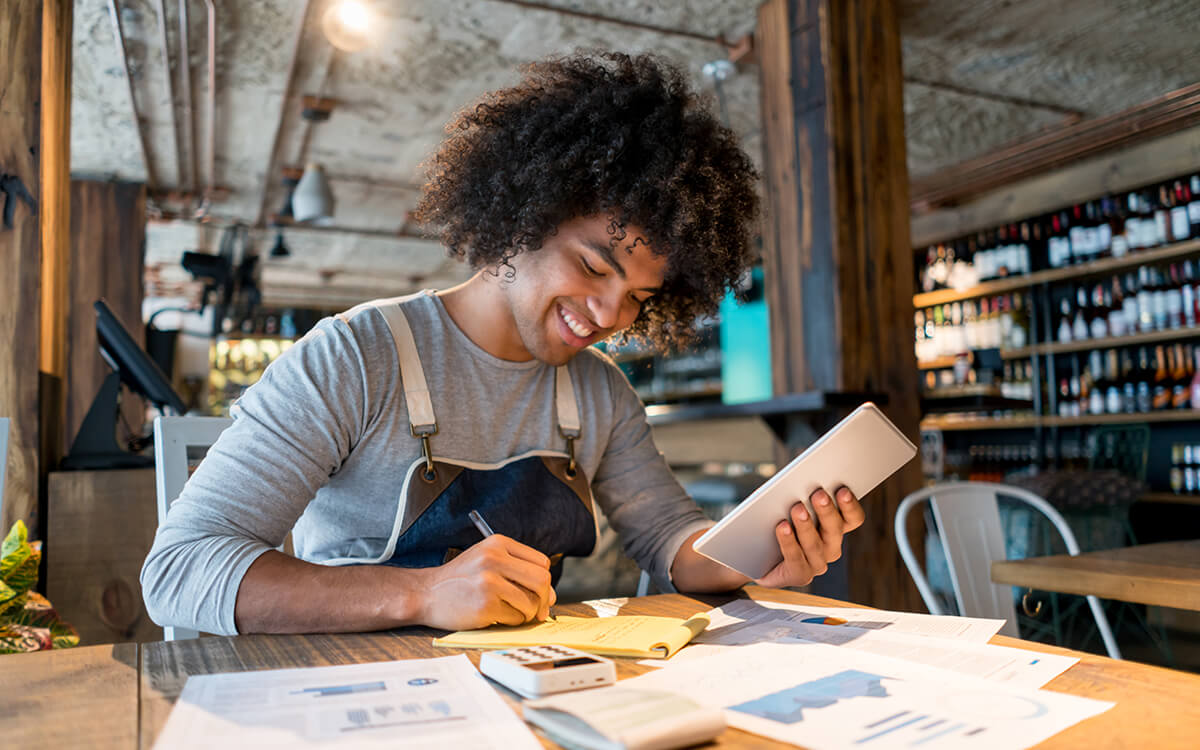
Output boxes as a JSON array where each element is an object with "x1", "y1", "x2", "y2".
[{"x1": 141, "y1": 293, "x2": 712, "y2": 634}]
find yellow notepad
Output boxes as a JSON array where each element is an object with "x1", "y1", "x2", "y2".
[{"x1": 432, "y1": 613, "x2": 710, "y2": 659}]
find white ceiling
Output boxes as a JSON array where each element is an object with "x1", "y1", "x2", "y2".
[{"x1": 69, "y1": 0, "x2": 1200, "y2": 310}]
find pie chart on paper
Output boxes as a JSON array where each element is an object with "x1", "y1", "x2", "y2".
[{"x1": 801, "y1": 616, "x2": 849, "y2": 626}]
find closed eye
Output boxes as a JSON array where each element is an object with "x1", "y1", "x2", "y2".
[{"x1": 581, "y1": 257, "x2": 605, "y2": 277}]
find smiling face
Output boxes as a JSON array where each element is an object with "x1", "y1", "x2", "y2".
[{"x1": 495, "y1": 215, "x2": 668, "y2": 366}]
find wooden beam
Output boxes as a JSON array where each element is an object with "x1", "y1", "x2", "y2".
[
  {"x1": 911, "y1": 83, "x2": 1200, "y2": 211},
  {"x1": 758, "y1": 0, "x2": 923, "y2": 611},
  {"x1": 1, "y1": 3, "x2": 44, "y2": 537},
  {"x1": 39, "y1": 0, "x2": 72, "y2": 491},
  {"x1": 911, "y1": 124, "x2": 1200, "y2": 247}
]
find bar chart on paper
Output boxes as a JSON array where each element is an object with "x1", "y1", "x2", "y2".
[{"x1": 623, "y1": 643, "x2": 1112, "y2": 750}]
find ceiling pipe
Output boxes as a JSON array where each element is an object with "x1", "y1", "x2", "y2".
[
  {"x1": 107, "y1": 0, "x2": 156, "y2": 189},
  {"x1": 178, "y1": 0, "x2": 195, "y2": 199},
  {"x1": 200, "y1": 0, "x2": 218, "y2": 217},
  {"x1": 154, "y1": 0, "x2": 183, "y2": 190}
]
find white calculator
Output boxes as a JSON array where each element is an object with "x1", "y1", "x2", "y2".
[{"x1": 478, "y1": 646, "x2": 617, "y2": 699}]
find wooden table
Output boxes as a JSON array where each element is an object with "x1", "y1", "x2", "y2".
[
  {"x1": 0, "y1": 642, "x2": 138, "y2": 748},
  {"x1": 7, "y1": 587, "x2": 1200, "y2": 748},
  {"x1": 991, "y1": 539, "x2": 1200, "y2": 611}
]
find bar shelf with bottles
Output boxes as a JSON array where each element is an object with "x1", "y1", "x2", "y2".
[
  {"x1": 914, "y1": 170, "x2": 1200, "y2": 503},
  {"x1": 915, "y1": 171, "x2": 1200, "y2": 423}
]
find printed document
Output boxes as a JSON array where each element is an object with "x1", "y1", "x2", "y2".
[
  {"x1": 650, "y1": 620, "x2": 1076, "y2": 689},
  {"x1": 623, "y1": 642, "x2": 1112, "y2": 750},
  {"x1": 152, "y1": 654, "x2": 540, "y2": 749},
  {"x1": 707, "y1": 598, "x2": 1004, "y2": 642}
]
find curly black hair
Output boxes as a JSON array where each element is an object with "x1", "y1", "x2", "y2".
[{"x1": 413, "y1": 50, "x2": 760, "y2": 350}]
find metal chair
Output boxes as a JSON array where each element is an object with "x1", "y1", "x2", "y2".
[
  {"x1": 895, "y1": 481, "x2": 1121, "y2": 659},
  {"x1": 153, "y1": 415, "x2": 233, "y2": 641}
]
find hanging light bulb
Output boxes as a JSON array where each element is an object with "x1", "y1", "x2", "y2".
[
  {"x1": 291, "y1": 163, "x2": 334, "y2": 224},
  {"x1": 322, "y1": 0, "x2": 374, "y2": 52},
  {"x1": 269, "y1": 230, "x2": 290, "y2": 258}
]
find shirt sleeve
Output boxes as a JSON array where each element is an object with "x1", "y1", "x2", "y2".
[
  {"x1": 587, "y1": 360, "x2": 713, "y2": 592},
  {"x1": 140, "y1": 315, "x2": 373, "y2": 635}
]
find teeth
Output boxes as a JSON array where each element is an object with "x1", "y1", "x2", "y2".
[{"x1": 560, "y1": 307, "x2": 593, "y2": 338}]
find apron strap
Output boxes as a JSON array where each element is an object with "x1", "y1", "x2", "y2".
[
  {"x1": 366, "y1": 292, "x2": 438, "y2": 435},
  {"x1": 350, "y1": 292, "x2": 583, "y2": 455},
  {"x1": 555, "y1": 366, "x2": 581, "y2": 439}
]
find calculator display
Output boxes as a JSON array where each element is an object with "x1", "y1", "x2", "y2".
[{"x1": 527, "y1": 656, "x2": 601, "y2": 670}]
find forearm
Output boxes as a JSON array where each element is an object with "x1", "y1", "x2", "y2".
[
  {"x1": 233, "y1": 551, "x2": 427, "y2": 634},
  {"x1": 668, "y1": 529, "x2": 751, "y2": 593}
]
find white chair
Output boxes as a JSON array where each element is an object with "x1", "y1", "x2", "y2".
[
  {"x1": 153, "y1": 415, "x2": 233, "y2": 641},
  {"x1": 895, "y1": 481, "x2": 1121, "y2": 659}
]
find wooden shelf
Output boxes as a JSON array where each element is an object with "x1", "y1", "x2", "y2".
[
  {"x1": 917, "y1": 355, "x2": 958, "y2": 371},
  {"x1": 1138, "y1": 492, "x2": 1200, "y2": 506},
  {"x1": 913, "y1": 237, "x2": 1200, "y2": 307},
  {"x1": 922, "y1": 409, "x2": 1200, "y2": 431},
  {"x1": 920, "y1": 415, "x2": 1040, "y2": 431},
  {"x1": 1038, "y1": 325, "x2": 1200, "y2": 356},
  {"x1": 1045, "y1": 410, "x2": 1200, "y2": 427}
]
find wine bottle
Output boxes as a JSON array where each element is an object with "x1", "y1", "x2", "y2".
[
  {"x1": 1122, "y1": 272, "x2": 1140, "y2": 334},
  {"x1": 1105, "y1": 348, "x2": 1123, "y2": 414},
  {"x1": 1190, "y1": 344, "x2": 1200, "y2": 411},
  {"x1": 1154, "y1": 185, "x2": 1171, "y2": 247},
  {"x1": 1058, "y1": 376, "x2": 1073, "y2": 417},
  {"x1": 1072, "y1": 204, "x2": 1094, "y2": 263},
  {"x1": 1166, "y1": 263, "x2": 1185, "y2": 330},
  {"x1": 1136, "y1": 346, "x2": 1153, "y2": 412},
  {"x1": 1151, "y1": 266, "x2": 1169, "y2": 331},
  {"x1": 1189, "y1": 175, "x2": 1200, "y2": 237},
  {"x1": 1089, "y1": 282, "x2": 1109, "y2": 339},
  {"x1": 1183, "y1": 260, "x2": 1197, "y2": 329},
  {"x1": 1137, "y1": 265, "x2": 1154, "y2": 332},
  {"x1": 1072, "y1": 285, "x2": 1089, "y2": 341},
  {"x1": 1009, "y1": 292, "x2": 1028, "y2": 349},
  {"x1": 1152, "y1": 344, "x2": 1172, "y2": 410},
  {"x1": 1120, "y1": 348, "x2": 1137, "y2": 414},
  {"x1": 1107, "y1": 276, "x2": 1126, "y2": 337},
  {"x1": 1110, "y1": 196, "x2": 1130, "y2": 258},
  {"x1": 1172, "y1": 342, "x2": 1190, "y2": 409},
  {"x1": 1171, "y1": 180, "x2": 1191, "y2": 242},
  {"x1": 1085, "y1": 350, "x2": 1104, "y2": 415},
  {"x1": 1057, "y1": 294, "x2": 1073, "y2": 344}
]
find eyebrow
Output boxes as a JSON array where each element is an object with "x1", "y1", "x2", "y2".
[{"x1": 583, "y1": 240, "x2": 662, "y2": 294}]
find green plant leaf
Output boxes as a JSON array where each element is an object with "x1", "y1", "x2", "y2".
[{"x1": 1, "y1": 520, "x2": 28, "y2": 559}]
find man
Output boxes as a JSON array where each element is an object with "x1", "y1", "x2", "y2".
[{"x1": 141, "y1": 51, "x2": 863, "y2": 636}]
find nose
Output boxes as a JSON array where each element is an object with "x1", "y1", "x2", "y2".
[{"x1": 586, "y1": 290, "x2": 624, "y2": 331}]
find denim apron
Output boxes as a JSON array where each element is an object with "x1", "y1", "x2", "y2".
[{"x1": 372, "y1": 297, "x2": 598, "y2": 583}]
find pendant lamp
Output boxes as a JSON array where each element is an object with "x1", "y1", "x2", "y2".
[{"x1": 292, "y1": 163, "x2": 334, "y2": 224}]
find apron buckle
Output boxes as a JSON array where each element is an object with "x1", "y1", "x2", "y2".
[
  {"x1": 558, "y1": 426, "x2": 580, "y2": 479},
  {"x1": 411, "y1": 423, "x2": 438, "y2": 481}
]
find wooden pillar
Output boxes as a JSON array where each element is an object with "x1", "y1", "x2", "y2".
[
  {"x1": 38, "y1": 0, "x2": 73, "y2": 542},
  {"x1": 758, "y1": 0, "x2": 924, "y2": 610},
  {"x1": 66, "y1": 180, "x2": 148, "y2": 452},
  {"x1": 0, "y1": 5, "x2": 45, "y2": 537}
]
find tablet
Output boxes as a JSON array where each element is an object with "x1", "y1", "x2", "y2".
[{"x1": 691, "y1": 402, "x2": 917, "y2": 580}]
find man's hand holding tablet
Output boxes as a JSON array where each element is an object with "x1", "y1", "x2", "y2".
[{"x1": 690, "y1": 403, "x2": 918, "y2": 584}]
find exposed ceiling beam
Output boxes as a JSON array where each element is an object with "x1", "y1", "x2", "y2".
[
  {"x1": 910, "y1": 82, "x2": 1200, "y2": 211},
  {"x1": 253, "y1": 0, "x2": 315, "y2": 227},
  {"x1": 107, "y1": 0, "x2": 155, "y2": 189},
  {"x1": 903, "y1": 76, "x2": 1084, "y2": 120},
  {"x1": 484, "y1": 0, "x2": 723, "y2": 44}
]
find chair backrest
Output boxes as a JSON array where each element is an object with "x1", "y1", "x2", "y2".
[
  {"x1": 895, "y1": 481, "x2": 1120, "y2": 658},
  {"x1": 153, "y1": 415, "x2": 233, "y2": 640},
  {"x1": 0, "y1": 417, "x2": 9, "y2": 524}
]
